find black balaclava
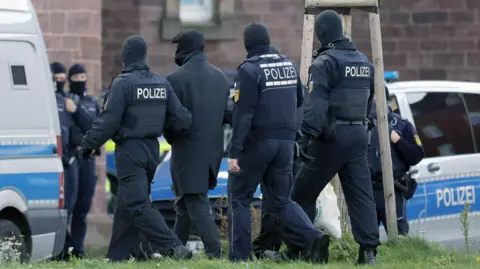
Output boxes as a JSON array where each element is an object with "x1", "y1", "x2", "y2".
[
  {"x1": 68, "y1": 64, "x2": 87, "y2": 95},
  {"x1": 270, "y1": 45, "x2": 280, "y2": 54},
  {"x1": 172, "y1": 29, "x2": 205, "y2": 66},
  {"x1": 314, "y1": 10, "x2": 344, "y2": 46},
  {"x1": 243, "y1": 23, "x2": 271, "y2": 52},
  {"x1": 50, "y1": 62, "x2": 66, "y2": 92},
  {"x1": 122, "y1": 35, "x2": 148, "y2": 67}
]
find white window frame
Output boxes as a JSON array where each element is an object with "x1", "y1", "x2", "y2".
[{"x1": 179, "y1": 0, "x2": 214, "y2": 25}]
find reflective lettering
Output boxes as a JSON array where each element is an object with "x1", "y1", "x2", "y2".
[
  {"x1": 436, "y1": 185, "x2": 476, "y2": 208},
  {"x1": 136, "y1": 88, "x2": 167, "y2": 99},
  {"x1": 263, "y1": 66, "x2": 297, "y2": 81},
  {"x1": 345, "y1": 66, "x2": 370, "y2": 78}
]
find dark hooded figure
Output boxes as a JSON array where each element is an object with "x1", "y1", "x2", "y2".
[
  {"x1": 226, "y1": 23, "x2": 326, "y2": 263},
  {"x1": 291, "y1": 10, "x2": 380, "y2": 265},
  {"x1": 79, "y1": 35, "x2": 193, "y2": 262},
  {"x1": 164, "y1": 29, "x2": 228, "y2": 259},
  {"x1": 49, "y1": 62, "x2": 79, "y2": 262},
  {"x1": 62, "y1": 63, "x2": 101, "y2": 259}
]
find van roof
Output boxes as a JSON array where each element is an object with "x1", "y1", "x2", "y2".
[
  {"x1": 0, "y1": 0, "x2": 38, "y2": 35},
  {"x1": 388, "y1": 80, "x2": 480, "y2": 93}
]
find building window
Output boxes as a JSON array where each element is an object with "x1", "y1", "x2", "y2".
[
  {"x1": 162, "y1": 0, "x2": 236, "y2": 40},
  {"x1": 179, "y1": 0, "x2": 214, "y2": 25}
]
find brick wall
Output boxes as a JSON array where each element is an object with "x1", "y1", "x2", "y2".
[
  {"x1": 352, "y1": 0, "x2": 480, "y2": 81},
  {"x1": 33, "y1": 0, "x2": 103, "y2": 95},
  {"x1": 103, "y1": 0, "x2": 480, "y2": 85}
]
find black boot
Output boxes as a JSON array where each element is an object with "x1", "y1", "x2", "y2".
[
  {"x1": 356, "y1": 246, "x2": 376, "y2": 266},
  {"x1": 303, "y1": 234, "x2": 330, "y2": 264},
  {"x1": 165, "y1": 245, "x2": 193, "y2": 260}
]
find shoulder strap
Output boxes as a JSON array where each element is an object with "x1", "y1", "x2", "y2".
[{"x1": 236, "y1": 55, "x2": 263, "y2": 70}]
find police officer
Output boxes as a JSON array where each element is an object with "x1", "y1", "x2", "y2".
[
  {"x1": 50, "y1": 62, "x2": 79, "y2": 261},
  {"x1": 66, "y1": 63, "x2": 101, "y2": 258},
  {"x1": 368, "y1": 87, "x2": 424, "y2": 235},
  {"x1": 291, "y1": 10, "x2": 380, "y2": 265},
  {"x1": 79, "y1": 35, "x2": 193, "y2": 262},
  {"x1": 227, "y1": 23, "x2": 328, "y2": 263},
  {"x1": 252, "y1": 45, "x2": 308, "y2": 258}
]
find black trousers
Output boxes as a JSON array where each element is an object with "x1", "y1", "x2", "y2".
[
  {"x1": 173, "y1": 193, "x2": 221, "y2": 258},
  {"x1": 291, "y1": 125, "x2": 380, "y2": 249},
  {"x1": 227, "y1": 140, "x2": 321, "y2": 261},
  {"x1": 106, "y1": 139, "x2": 182, "y2": 261},
  {"x1": 374, "y1": 187, "x2": 409, "y2": 235},
  {"x1": 252, "y1": 157, "x2": 302, "y2": 256}
]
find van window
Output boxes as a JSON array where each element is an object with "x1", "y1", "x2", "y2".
[
  {"x1": 10, "y1": 65, "x2": 27, "y2": 86},
  {"x1": 463, "y1": 93, "x2": 480, "y2": 153},
  {"x1": 406, "y1": 92, "x2": 475, "y2": 157}
]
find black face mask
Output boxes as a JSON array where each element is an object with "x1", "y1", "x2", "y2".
[
  {"x1": 55, "y1": 80, "x2": 65, "y2": 93},
  {"x1": 174, "y1": 52, "x2": 188, "y2": 67},
  {"x1": 70, "y1": 81, "x2": 86, "y2": 95}
]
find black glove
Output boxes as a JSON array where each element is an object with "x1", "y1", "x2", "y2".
[
  {"x1": 76, "y1": 146, "x2": 95, "y2": 160},
  {"x1": 297, "y1": 131, "x2": 314, "y2": 161}
]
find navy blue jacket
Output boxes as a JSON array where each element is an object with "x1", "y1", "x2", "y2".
[{"x1": 229, "y1": 46, "x2": 304, "y2": 158}]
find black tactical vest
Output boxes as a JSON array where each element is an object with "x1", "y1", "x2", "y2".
[
  {"x1": 116, "y1": 70, "x2": 169, "y2": 140},
  {"x1": 320, "y1": 49, "x2": 372, "y2": 121}
]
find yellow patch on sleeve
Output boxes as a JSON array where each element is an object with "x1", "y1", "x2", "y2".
[
  {"x1": 308, "y1": 81, "x2": 313, "y2": 94},
  {"x1": 233, "y1": 89, "x2": 240, "y2": 103},
  {"x1": 414, "y1": 135, "x2": 422, "y2": 146}
]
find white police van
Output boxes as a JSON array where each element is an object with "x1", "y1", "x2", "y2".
[
  {"x1": 385, "y1": 72, "x2": 480, "y2": 250},
  {"x1": 0, "y1": 0, "x2": 67, "y2": 262}
]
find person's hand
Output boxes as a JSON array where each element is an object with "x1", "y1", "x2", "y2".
[
  {"x1": 65, "y1": 98, "x2": 77, "y2": 113},
  {"x1": 391, "y1": 130, "x2": 401, "y2": 143},
  {"x1": 77, "y1": 146, "x2": 95, "y2": 159},
  {"x1": 297, "y1": 131, "x2": 314, "y2": 161},
  {"x1": 228, "y1": 158, "x2": 241, "y2": 172}
]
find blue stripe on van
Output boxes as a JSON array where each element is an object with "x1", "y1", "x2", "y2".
[
  {"x1": 0, "y1": 144, "x2": 56, "y2": 157},
  {"x1": 0, "y1": 172, "x2": 60, "y2": 201}
]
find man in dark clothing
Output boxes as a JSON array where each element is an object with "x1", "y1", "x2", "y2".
[
  {"x1": 368, "y1": 91, "x2": 424, "y2": 235},
  {"x1": 227, "y1": 23, "x2": 327, "y2": 263},
  {"x1": 164, "y1": 29, "x2": 227, "y2": 259},
  {"x1": 252, "y1": 45, "x2": 308, "y2": 258},
  {"x1": 66, "y1": 63, "x2": 101, "y2": 258},
  {"x1": 79, "y1": 35, "x2": 193, "y2": 262},
  {"x1": 290, "y1": 10, "x2": 380, "y2": 265},
  {"x1": 50, "y1": 62, "x2": 79, "y2": 261}
]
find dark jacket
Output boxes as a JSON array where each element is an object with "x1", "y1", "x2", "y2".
[{"x1": 165, "y1": 51, "x2": 230, "y2": 195}]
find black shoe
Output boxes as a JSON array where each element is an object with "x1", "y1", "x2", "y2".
[
  {"x1": 303, "y1": 234, "x2": 330, "y2": 264},
  {"x1": 356, "y1": 247, "x2": 376, "y2": 266},
  {"x1": 50, "y1": 251, "x2": 70, "y2": 262},
  {"x1": 166, "y1": 245, "x2": 193, "y2": 260},
  {"x1": 71, "y1": 250, "x2": 88, "y2": 259}
]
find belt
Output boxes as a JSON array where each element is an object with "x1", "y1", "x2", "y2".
[{"x1": 335, "y1": 119, "x2": 364, "y2": 125}]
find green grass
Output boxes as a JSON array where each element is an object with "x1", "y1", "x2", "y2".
[{"x1": 3, "y1": 236, "x2": 480, "y2": 269}]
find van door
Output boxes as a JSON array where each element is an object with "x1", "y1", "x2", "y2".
[{"x1": 401, "y1": 90, "x2": 480, "y2": 248}]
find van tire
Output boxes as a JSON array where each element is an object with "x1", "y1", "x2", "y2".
[{"x1": 0, "y1": 219, "x2": 28, "y2": 263}]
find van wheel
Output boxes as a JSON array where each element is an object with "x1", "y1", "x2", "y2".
[{"x1": 0, "y1": 219, "x2": 28, "y2": 263}]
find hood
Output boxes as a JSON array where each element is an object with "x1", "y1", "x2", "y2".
[
  {"x1": 244, "y1": 22, "x2": 270, "y2": 54},
  {"x1": 315, "y1": 10, "x2": 344, "y2": 45},
  {"x1": 122, "y1": 35, "x2": 149, "y2": 71},
  {"x1": 172, "y1": 29, "x2": 205, "y2": 66}
]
